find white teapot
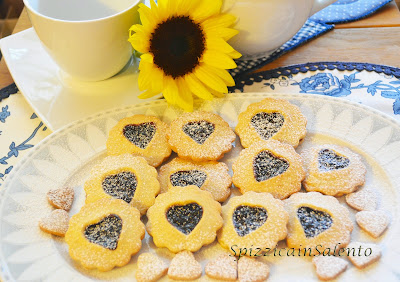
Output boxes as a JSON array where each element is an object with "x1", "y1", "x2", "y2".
[{"x1": 223, "y1": 0, "x2": 338, "y2": 59}]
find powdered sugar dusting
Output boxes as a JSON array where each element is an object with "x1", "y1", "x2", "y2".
[
  {"x1": 355, "y1": 210, "x2": 390, "y2": 238},
  {"x1": 168, "y1": 251, "x2": 202, "y2": 280},
  {"x1": 312, "y1": 256, "x2": 348, "y2": 281}
]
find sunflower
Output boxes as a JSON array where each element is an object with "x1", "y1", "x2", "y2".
[{"x1": 128, "y1": 0, "x2": 241, "y2": 111}]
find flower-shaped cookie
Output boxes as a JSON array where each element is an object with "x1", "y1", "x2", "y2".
[
  {"x1": 232, "y1": 140, "x2": 305, "y2": 199},
  {"x1": 65, "y1": 198, "x2": 145, "y2": 271},
  {"x1": 285, "y1": 192, "x2": 353, "y2": 255},
  {"x1": 218, "y1": 192, "x2": 288, "y2": 256},
  {"x1": 84, "y1": 154, "x2": 160, "y2": 215},
  {"x1": 107, "y1": 115, "x2": 171, "y2": 167},
  {"x1": 167, "y1": 111, "x2": 236, "y2": 162},
  {"x1": 158, "y1": 157, "x2": 232, "y2": 202},
  {"x1": 301, "y1": 144, "x2": 366, "y2": 196},
  {"x1": 236, "y1": 98, "x2": 307, "y2": 148},
  {"x1": 146, "y1": 186, "x2": 223, "y2": 253}
]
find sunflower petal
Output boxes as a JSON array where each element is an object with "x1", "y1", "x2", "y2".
[
  {"x1": 228, "y1": 50, "x2": 242, "y2": 59},
  {"x1": 128, "y1": 33, "x2": 149, "y2": 54},
  {"x1": 151, "y1": 66, "x2": 164, "y2": 93},
  {"x1": 204, "y1": 84, "x2": 225, "y2": 98},
  {"x1": 202, "y1": 14, "x2": 236, "y2": 30},
  {"x1": 176, "y1": 78, "x2": 194, "y2": 111},
  {"x1": 207, "y1": 66, "x2": 235, "y2": 87},
  {"x1": 192, "y1": 0, "x2": 223, "y2": 22},
  {"x1": 138, "y1": 61, "x2": 154, "y2": 90},
  {"x1": 207, "y1": 27, "x2": 239, "y2": 41},
  {"x1": 185, "y1": 73, "x2": 214, "y2": 100},
  {"x1": 206, "y1": 37, "x2": 235, "y2": 54},
  {"x1": 163, "y1": 76, "x2": 178, "y2": 105},
  {"x1": 140, "y1": 53, "x2": 154, "y2": 64},
  {"x1": 138, "y1": 89, "x2": 160, "y2": 99},
  {"x1": 194, "y1": 64, "x2": 228, "y2": 93},
  {"x1": 202, "y1": 50, "x2": 237, "y2": 69}
]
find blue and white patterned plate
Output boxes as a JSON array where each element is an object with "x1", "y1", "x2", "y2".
[{"x1": 0, "y1": 93, "x2": 399, "y2": 281}]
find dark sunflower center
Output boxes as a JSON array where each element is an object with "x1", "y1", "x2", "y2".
[{"x1": 150, "y1": 16, "x2": 205, "y2": 78}]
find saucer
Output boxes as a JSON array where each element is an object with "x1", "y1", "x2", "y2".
[{"x1": 0, "y1": 28, "x2": 159, "y2": 131}]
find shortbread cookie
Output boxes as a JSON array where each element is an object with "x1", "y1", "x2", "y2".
[
  {"x1": 167, "y1": 111, "x2": 236, "y2": 162},
  {"x1": 107, "y1": 115, "x2": 171, "y2": 167},
  {"x1": 146, "y1": 186, "x2": 223, "y2": 253},
  {"x1": 159, "y1": 158, "x2": 232, "y2": 202},
  {"x1": 345, "y1": 188, "x2": 377, "y2": 211},
  {"x1": 218, "y1": 192, "x2": 288, "y2": 256},
  {"x1": 39, "y1": 209, "x2": 69, "y2": 237},
  {"x1": 205, "y1": 253, "x2": 238, "y2": 281},
  {"x1": 168, "y1": 251, "x2": 202, "y2": 280},
  {"x1": 302, "y1": 145, "x2": 366, "y2": 196},
  {"x1": 346, "y1": 242, "x2": 381, "y2": 269},
  {"x1": 136, "y1": 253, "x2": 168, "y2": 282},
  {"x1": 355, "y1": 210, "x2": 389, "y2": 238},
  {"x1": 236, "y1": 98, "x2": 307, "y2": 148},
  {"x1": 84, "y1": 154, "x2": 160, "y2": 215},
  {"x1": 47, "y1": 187, "x2": 74, "y2": 211},
  {"x1": 232, "y1": 140, "x2": 305, "y2": 199},
  {"x1": 238, "y1": 256, "x2": 269, "y2": 282},
  {"x1": 312, "y1": 256, "x2": 348, "y2": 281},
  {"x1": 285, "y1": 192, "x2": 353, "y2": 256},
  {"x1": 65, "y1": 198, "x2": 145, "y2": 271}
]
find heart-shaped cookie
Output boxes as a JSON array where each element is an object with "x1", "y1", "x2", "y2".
[
  {"x1": 347, "y1": 242, "x2": 381, "y2": 268},
  {"x1": 238, "y1": 256, "x2": 269, "y2": 282},
  {"x1": 233, "y1": 205, "x2": 268, "y2": 237},
  {"x1": 84, "y1": 214, "x2": 122, "y2": 250},
  {"x1": 39, "y1": 209, "x2": 69, "y2": 237},
  {"x1": 170, "y1": 170, "x2": 207, "y2": 188},
  {"x1": 253, "y1": 150, "x2": 289, "y2": 182},
  {"x1": 123, "y1": 122, "x2": 156, "y2": 149},
  {"x1": 297, "y1": 206, "x2": 333, "y2": 238},
  {"x1": 318, "y1": 149, "x2": 350, "y2": 172},
  {"x1": 47, "y1": 187, "x2": 74, "y2": 211},
  {"x1": 136, "y1": 253, "x2": 168, "y2": 282},
  {"x1": 101, "y1": 171, "x2": 138, "y2": 203},
  {"x1": 312, "y1": 256, "x2": 348, "y2": 281},
  {"x1": 205, "y1": 253, "x2": 237, "y2": 281},
  {"x1": 166, "y1": 203, "x2": 203, "y2": 235},
  {"x1": 251, "y1": 112, "x2": 285, "y2": 140},
  {"x1": 182, "y1": 120, "x2": 215, "y2": 144},
  {"x1": 356, "y1": 210, "x2": 389, "y2": 238},
  {"x1": 168, "y1": 251, "x2": 202, "y2": 280},
  {"x1": 345, "y1": 188, "x2": 377, "y2": 211}
]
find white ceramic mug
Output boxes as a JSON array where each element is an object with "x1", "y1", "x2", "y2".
[
  {"x1": 223, "y1": 0, "x2": 338, "y2": 59},
  {"x1": 24, "y1": 0, "x2": 141, "y2": 81}
]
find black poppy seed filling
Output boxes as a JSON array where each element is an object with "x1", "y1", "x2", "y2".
[
  {"x1": 182, "y1": 120, "x2": 215, "y2": 144},
  {"x1": 297, "y1": 206, "x2": 333, "y2": 238},
  {"x1": 84, "y1": 214, "x2": 123, "y2": 250},
  {"x1": 123, "y1": 122, "x2": 156, "y2": 149},
  {"x1": 233, "y1": 205, "x2": 268, "y2": 237},
  {"x1": 253, "y1": 150, "x2": 290, "y2": 182},
  {"x1": 170, "y1": 170, "x2": 207, "y2": 188},
  {"x1": 318, "y1": 149, "x2": 350, "y2": 172},
  {"x1": 251, "y1": 112, "x2": 285, "y2": 140},
  {"x1": 102, "y1": 171, "x2": 138, "y2": 203},
  {"x1": 150, "y1": 16, "x2": 205, "y2": 78},
  {"x1": 166, "y1": 203, "x2": 203, "y2": 235}
]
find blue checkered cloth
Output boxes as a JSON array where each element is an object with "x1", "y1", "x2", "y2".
[
  {"x1": 230, "y1": 20, "x2": 334, "y2": 79},
  {"x1": 310, "y1": 0, "x2": 392, "y2": 24}
]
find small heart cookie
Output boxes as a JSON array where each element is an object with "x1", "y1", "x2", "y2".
[
  {"x1": 205, "y1": 253, "x2": 237, "y2": 281},
  {"x1": 39, "y1": 209, "x2": 69, "y2": 236},
  {"x1": 238, "y1": 256, "x2": 269, "y2": 282},
  {"x1": 356, "y1": 210, "x2": 389, "y2": 238},
  {"x1": 347, "y1": 242, "x2": 381, "y2": 269},
  {"x1": 136, "y1": 253, "x2": 168, "y2": 282},
  {"x1": 47, "y1": 187, "x2": 74, "y2": 211},
  {"x1": 312, "y1": 256, "x2": 348, "y2": 281},
  {"x1": 345, "y1": 188, "x2": 377, "y2": 211},
  {"x1": 168, "y1": 251, "x2": 202, "y2": 280}
]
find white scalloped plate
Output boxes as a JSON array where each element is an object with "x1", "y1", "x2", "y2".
[{"x1": 1, "y1": 93, "x2": 399, "y2": 281}]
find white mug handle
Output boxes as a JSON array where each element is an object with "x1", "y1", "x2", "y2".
[{"x1": 310, "y1": 0, "x2": 338, "y2": 15}]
